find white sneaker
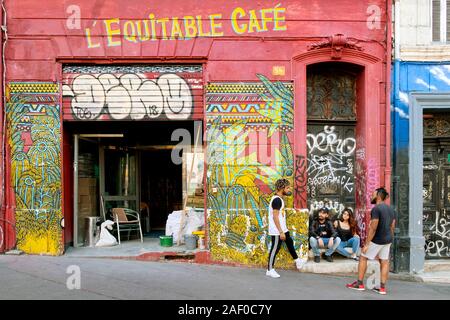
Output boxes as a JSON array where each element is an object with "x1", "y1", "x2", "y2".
[
  {"x1": 295, "y1": 258, "x2": 306, "y2": 270},
  {"x1": 266, "y1": 269, "x2": 281, "y2": 278}
]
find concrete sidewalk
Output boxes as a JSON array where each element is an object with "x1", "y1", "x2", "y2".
[
  {"x1": 15, "y1": 240, "x2": 449, "y2": 285},
  {"x1": 0, "y1": 255, "x2": 449, "y2": 300}
]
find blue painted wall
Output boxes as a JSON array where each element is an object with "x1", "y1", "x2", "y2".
[
  {"x1": 393, "y1": 61, "x2": 450, "y2": 149},
  {"x1": 391, "y1": 61, "x2": 450, "y2": 271}
]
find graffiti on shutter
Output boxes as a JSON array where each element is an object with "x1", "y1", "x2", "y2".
[{"x1": 62, "y1": 65, "x2": 203, "y2": 121}]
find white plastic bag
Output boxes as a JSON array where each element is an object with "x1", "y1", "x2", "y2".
[
  {"x1": 95, "y1": 220, "x2": 118, "y2": 247},
  {"x1": 165, "y1": 210, "x2": 184, "y2": 243},
  {"x1": 184, "y1": 208, "x2": 204, "y2": 235}
]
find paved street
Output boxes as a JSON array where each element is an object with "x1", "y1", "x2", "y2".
[{"x1": 0, "y1": 255, "x2": 449, "y2": 300}]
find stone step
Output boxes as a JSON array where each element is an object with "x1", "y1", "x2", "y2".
[
  {"x1": 424, "y1": 260, "x2": 450, "y2": 272},
  {"x1": 416, "y1": 271, "x2": 450, "y2": 284},
  {"x1": 308, "y1": 248, "x2": 356, "y2": 258},
  {"x1": 300, "y1": 258, "x2": 378, "y2": 274}
]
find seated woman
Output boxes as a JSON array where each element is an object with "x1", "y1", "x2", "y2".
[{"x1": 334, "y1": 208, "x2": 360, "y2": 260}]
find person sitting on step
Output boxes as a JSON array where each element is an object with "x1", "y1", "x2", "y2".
[
  {"x1": 309, "y1": 207, "x2": 341, "y2": 263},
  {"x1": 334, "y1": 208, "x2": 360, "y2": 261}
]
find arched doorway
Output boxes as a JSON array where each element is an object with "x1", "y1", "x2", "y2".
[{"x1": 306, "y1": 62, "x2": 362, "y2": 217}]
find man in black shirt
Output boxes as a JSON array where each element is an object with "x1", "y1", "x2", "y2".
[
  {"x1": 309, "y1": 207, "x2": 341, "y2": 263},
  {"x1": 346, "y1": 187, "x2": 396, "y2": 295}
]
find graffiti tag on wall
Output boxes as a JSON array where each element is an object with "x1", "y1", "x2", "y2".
[
  {"x1": 355, "y1": 156, "x2": 379, "y2": 244},
  {"x1": 306, "y1": 125, "x2": 356, "y2": 217},
  {"x1": 62, "y1": 65, "x2": 202, "y2": 121},
  {"x1": 424, "y1": 210, "x2": 450, "y2": 257},
  {"x1": 6, "y1": 83, "x2": 63, "y2": 255}
]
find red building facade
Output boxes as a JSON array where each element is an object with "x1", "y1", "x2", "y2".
[{"x1": 1, "y1": 0, "x2": 391, "y2": 267}]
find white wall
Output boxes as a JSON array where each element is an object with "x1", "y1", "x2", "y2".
[{"x1": 397, "y1": 0, "x2": 450, "y2": 61}]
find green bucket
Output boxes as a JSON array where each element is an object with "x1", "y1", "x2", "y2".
[{"x1": 159, "y1": 235, "x2": 173, "y2": 247}]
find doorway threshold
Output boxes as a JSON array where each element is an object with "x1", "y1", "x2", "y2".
[{"x1": 64, "y1": 237, "x2": 206, "y2": 262}]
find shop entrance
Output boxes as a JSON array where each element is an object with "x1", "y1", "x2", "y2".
[{"x1": 67, "y1": 121, "x2": 198, "y2": 247}]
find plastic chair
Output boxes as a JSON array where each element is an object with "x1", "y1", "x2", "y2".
[{"x1": 112, "y1": 208, "x2": 143, "y2": 244}]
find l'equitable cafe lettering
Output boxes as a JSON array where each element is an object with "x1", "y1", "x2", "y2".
[{"x1": 85, "y1": 5, "x2": 287, "y2": 48}]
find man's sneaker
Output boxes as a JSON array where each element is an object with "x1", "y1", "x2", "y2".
[
  {"x1": 266, "y1": 269, "x2": 281, "y2": 278},
  {"x1": 373, "y1": 287, "x2": 387, "y2": 295},
  {"x1": 346, "y1": 281, "x2": 365, "y2": 291},
  {"x1": 325, "y1": 255, "x2": 333, "y2": 262},
  {"x1": 295, "y1": 258, "x2": 306, "y2": 270},
  {"x1": 314, "y1": 256, "x2": 320, "y2": 263}
]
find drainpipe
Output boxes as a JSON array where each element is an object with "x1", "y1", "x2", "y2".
[
  {"x1": 392, "y1": 0, "x2": 406, "y2": 273},
  {"x1": 0, "y1": 0, "x2": 5, "y2": 222},
  {"x1": 386, "y1": 0, "x2": 393, "y2": 194},
  {"x1": 393, "y1": 0, "x2": 400, "y2": 104}
]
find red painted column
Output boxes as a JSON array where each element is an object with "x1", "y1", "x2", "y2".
[{"x1": 0, "y1": 3, "x2": 4, "y2": 251}]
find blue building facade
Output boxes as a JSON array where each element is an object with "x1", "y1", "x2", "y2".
[{"x1": 392, "y1": 60, "x2": 450, "y2": 273}]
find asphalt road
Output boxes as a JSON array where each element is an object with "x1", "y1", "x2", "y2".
[{"x1": 0, "y1": 255, "x2": 449, "y2": 300}]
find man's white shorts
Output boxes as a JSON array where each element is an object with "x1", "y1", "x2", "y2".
[{"x1": 361, "y1": 242, "x2": 391, "y2": 260}]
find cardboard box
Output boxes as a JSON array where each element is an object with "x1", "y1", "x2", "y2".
[{"x1": 78, "y1": 178, "x2": 98, "y2": 195}]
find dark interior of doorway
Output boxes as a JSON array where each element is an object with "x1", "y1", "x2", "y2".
[
  {"x1": 65, "y1": 121, "x2": 195, "y2": 238},
  {"x1": 141, "y1": 149, "x2": 182, "y2": 232}
]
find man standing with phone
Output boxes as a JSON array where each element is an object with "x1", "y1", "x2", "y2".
[
  {"x1": 346, "y1": 187, "x2": 396, "y2": 295},
  {"x1": 266, "y1": 179, "x2": 305, "y2": 278}
]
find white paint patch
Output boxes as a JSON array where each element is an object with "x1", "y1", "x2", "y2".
[
  {"x1": 416, "y1": 78, "x2": 437, "y2": 91},
  {"x1": 399, "y1": 91, "x2": 409, "y2": 104},
  {"x1": 430, "y1": 66, "x2": 450, "y2": 86},
  {"x1": 391, "y1": 105, "x2": 409, "y2": 119}
]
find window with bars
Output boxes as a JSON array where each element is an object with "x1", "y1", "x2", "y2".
[{"x1": 432, "y1": 0, "x2": 450, "y2": 42}]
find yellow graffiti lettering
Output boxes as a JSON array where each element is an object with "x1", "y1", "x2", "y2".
[
  {"x1": 170, "y1": 17, "x2": 184, "y2": 39},
  {"x1": 231, "y1": 7, "x2": 247, "y2": 34},
  {"x1": 196, "y1": 15, "x2": 211, "y2": 37},
  {"x1": 260, "y1": 8, "x2": 274, "y2": 32},
  {"x1": 85, "y1": 28, "x2": 100, "y2": 48},
  {"x1": 149, "y1": 14, "x2": 157, "y2": 40},
  {"x1": 104, "y1": 18, "x2": 121, "y2": 47},
  {"x1": 273, "y1": 5, "x2": 287, "y2": 31},
  {"x1": 157, "y1": 18, "x2": 169, "y2": 40},
  {"x1": 124, "y1": 20, "x2": 138, "y2": 43},
  {"x1": 248, "y1": 9, "x2": 262, "y2": 33},
  {"x1": 209, "y1": 14, "x2": 223, "y2": 36},
  {"x1": 184, "y1": 16, "x2": 197, "y2": 38},
  {"x1": 136, "y1": 20, "x2": 150, "y2": 41}
]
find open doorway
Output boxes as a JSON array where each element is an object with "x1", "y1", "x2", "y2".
[
  {"x1": 64, "y1": 121, "x2": 202, "y2": 247},
  {"x1": 141, "y1": 149, "x2": 182, "y2": 235}
]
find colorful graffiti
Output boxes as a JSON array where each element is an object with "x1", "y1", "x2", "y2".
[
  {"x1": 206, "y1": 75, "x2": 308, "y2": 268},
  {"x1": 62, "y1": 65, "x2": 202, "y2": 121},
  {"x1": 6, "y1": 83, "x2": 63, "y2": 255},
  {"x1": 294, "y1": 155, "x2": 307, "y2": 209},
  {"x1": 355, "y1": 156, "x2": 378, "y2": 244}
]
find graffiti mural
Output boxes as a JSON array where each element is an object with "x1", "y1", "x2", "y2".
[
  {"x1": 422, "y1": 131, "x2": 450, "y2": 258},
  {"x1": 62, "y1": 65, "x2": 203, "y2": 121},
  {"x1": 355, "y1": 157, "x2": 379, "y2": 244},
  {"x1": 306, "y1": 124, "x2": 356, "y2": 218},
  {"x1": 206, "y1": 75, "x2": 308, "y2": 268},
  {"x1": 294, "y1": 155, "x2": 307, "y2": 209},
  {"x1": 6, "y1": 83, "x2": 63, "y2": 255},
  {"x1": 424, "y1": 210, "x2": 450, "y2": 258}
]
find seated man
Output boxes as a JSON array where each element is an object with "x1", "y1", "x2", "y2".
[{"x1": 309, "y1": 207, "x2": 341, "y2": 263}]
